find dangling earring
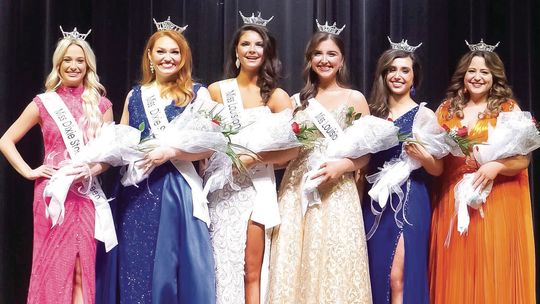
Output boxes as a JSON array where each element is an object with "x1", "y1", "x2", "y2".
[
  {"x1": 235, "y1": 53, "x2": 240, "y2": 69},
  {"x1": 410, "y1": 85, "x2": 416, "y2": 97},
  {"x1": 149, "y1": 61, "x2": 155, "y2": 74}
]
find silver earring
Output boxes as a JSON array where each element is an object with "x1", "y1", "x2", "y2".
[
  {"x1": 150, "y1": 61, "x2": 155, "y2": 74},
  {"x1": 235, "y1": 54, "x2": 240, "y2": 69}
]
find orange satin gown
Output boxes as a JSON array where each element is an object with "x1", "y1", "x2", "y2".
[{"x1": 429, "y1": 100, "x2": 536, "y2": 303}]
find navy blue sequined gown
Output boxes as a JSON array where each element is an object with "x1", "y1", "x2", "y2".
[
  {"x1": 96, "y1": 84, "x2": 216, "y2": 304},
  {"x1": 362, "y1": 106, "x2": 430, "y2": 304}
]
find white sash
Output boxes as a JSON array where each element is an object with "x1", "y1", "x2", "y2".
[
  {"x1": 140, "y1": 84, "x2": 210, "y2": 226},
  {"x1": 219, "y1": 79, "x2": 244, "y2": 129},
  {"x1": 305, "y1": 98, "x2": 344, "y2": 141},
  {"x1": 39, "y1": 92, "x2": 118, "y2": 252},
  {"x1": 298, "y1": 98, "x2": 346, "y2": 215},
  {"x1": 218, "y1": 79, "x2": 280, "y2": 228}
]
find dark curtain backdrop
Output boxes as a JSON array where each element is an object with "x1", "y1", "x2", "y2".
[{"x1": 1, "y1": 0, "x2": 538, "y2": 302}]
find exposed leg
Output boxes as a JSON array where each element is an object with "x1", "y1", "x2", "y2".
[
  {"x1": 390, "y1": 234, "x2": 405, "y2": 304},
  {"x1": 72, "y1": 255, "x2": 83, "y2": 304},
  {"x1": 244, "y1": 220, "x2": 265, "y2": 304}
]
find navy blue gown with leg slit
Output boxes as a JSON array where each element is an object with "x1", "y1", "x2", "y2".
[{"x1": 362, "y1": 105, "x2": 430, "y2": 304}]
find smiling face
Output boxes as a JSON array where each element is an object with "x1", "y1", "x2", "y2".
[
  {"x1": 59, "y1": 44, "x2": 87, "y2": 87},
  {"x1": 310, "y1": 39, "x2": 343, "y2": 81},
  {"x1": 148, "y1": 35, "x2": 182, "y2": 81},
  {"x1": 236, "y1": 30, "x2": 264, "y2": 72},
  {"x1": 463, "y1": 56, "x2": 493, "y2": 99},
  {"x1": 385, "y1": 56, "x2": 414, "y2": 96}
]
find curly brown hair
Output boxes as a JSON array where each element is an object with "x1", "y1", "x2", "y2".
[
  {"x1": 224, "y1": 24, "x2": 282, "y2": 104},
  {"x1": 444, "y1": 51, "x2": 514, "y2": 120}
]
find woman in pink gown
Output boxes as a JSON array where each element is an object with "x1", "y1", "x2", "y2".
[{"x1": 0, "y1": 28, "x2": 113, "y2": 303}]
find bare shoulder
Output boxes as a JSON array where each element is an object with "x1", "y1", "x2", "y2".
[
  {"x1": 208, "y1": 81, "x2": 223, "y2": 103},
  {"x1": 347, "y1": 89, "x2": 369, "y2": 114},
  {"x1": 268, "y1": 88, "x2": 292, "y2": 112}
]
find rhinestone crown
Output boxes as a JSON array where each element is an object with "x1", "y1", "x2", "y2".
[
  {"x1": 60, "y1": 26, "x2": 91, "y2": 40},
  {"x1": 316, "y1": 19, "x2": 346, "y2": 35},
  {"x1": 153, "y1": 16, "x2": 188, "y2": 33},
  {"x1": 387, "y1": 36, "x2": 422, "y2": 53}
]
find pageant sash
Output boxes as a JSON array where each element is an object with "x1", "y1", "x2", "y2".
[
  {"x1": 305, "y1": 98, "x2": 344, "y2": 141},
  {"x1": 140, "y1": 84, "x2": 210, "y2": 226},
  {"x1": 219, "y1": 79, "x2": 280, "y2": 228},
  {"x1": 39, "y1": 92, "x2": 118, "y2": 252},
  {"x1": 219, "y1": 79, "x2": 244, "y2": 129},
  {"x1": 300, "y1": 98, "x2": 345, "y2": 215}
]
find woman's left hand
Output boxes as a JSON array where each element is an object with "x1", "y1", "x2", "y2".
[
  {"x1": 139, "y1": 146, "x2": 176, "y2": 174},
  {"x1": 68, "y1": 162, "x2": 107, "y2": 183},
  {"x1": 403, "y1": 141, "x2": 432, "y2": 162},
  {"x1": 472, "y1": 161, "x2": 503, "y2": 191},
  {"x1": 310, "y1": 159, "x2": 350, "y2": 187}
]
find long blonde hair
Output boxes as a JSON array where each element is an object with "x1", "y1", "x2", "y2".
[
  {"x1": 140, "y1": 30, "x2": 194, "y2": 106},
  {"x1": 44, "y1": 38, "x2": 106, "y2": 140}
]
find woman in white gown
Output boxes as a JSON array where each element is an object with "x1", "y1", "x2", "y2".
[{"x1": 207, "y1": 18, "x2": 297, "y2": 304}]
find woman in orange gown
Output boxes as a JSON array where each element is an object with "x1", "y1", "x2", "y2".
[{"x1": 429, "y1": 43, "x2": 536, "y2": 303}]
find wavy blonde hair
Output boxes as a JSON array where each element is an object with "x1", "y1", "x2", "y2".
[
  {"x1": 444, "y1": 51, "x2": 514, "y2": 120},
  {"x1": 44, "y1": 38, "x2": 106, "y2": 140},
  {"x1": 140, "y1": 30, "x2": 194, "y2": 106}
]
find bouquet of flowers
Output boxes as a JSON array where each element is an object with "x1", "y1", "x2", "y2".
[
  {"x1": 366, "y1": 104, "x2": 462, "y2": 210},
  {"x1": 203, "y1": 108, "x2": 302, "y2": 194},
  {"x1": 42, "y1": 122, "x2": 143, "y2": 250},
  {"x1": 453, "y1": 111, "x2": 540, "y2": 234},
  {"x1": 299, "y1": 115, "x2": 401, "y2": 216},
  {"x1": 121, "y1": 98, "x2": 235, "y2": 186}
]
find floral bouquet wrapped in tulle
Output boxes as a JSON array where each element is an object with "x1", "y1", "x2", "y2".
[
  {"x1": 453, "y1": 111, "x2": 540, "y2": 235},
  {"x1": 121, "y1": 98, "x2": 233, "y2": 186},
  {"x1": 203, "y1": 108, "x2": 302, "y2": 194},
  {"x1": 43, "y1": 122, "x2": 142, "y2": 227},
  {"x1": 300, "y1": 115, "x2": 401, "y2": 216},
  {"x1": 366, "y1": 104, "x2": 463, "y2": 210}
]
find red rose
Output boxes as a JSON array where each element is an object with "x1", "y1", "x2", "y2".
[
  {"x1": 211, "y1": 118, "x2": 221, "y2": 126},
  {"x1": 291, "y1": 122, "x2": 301, "y2": 134},
  {"x1": 456, "y1": 126, "x2": 468, "y2": 137},
  {"x1": 441, "y1": 124, "x2": 450, "y2": 132},
  {"x1": 533, "y1": 117, "x2": 537, "y2": 125}
]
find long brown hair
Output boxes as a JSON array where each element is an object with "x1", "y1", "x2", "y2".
[
  {"x1": 444, "y1": 51, "x2": 514, "y2": 120},
  {"x1": 297, "y1": 32, "x2": 349, "y2": 110},
  {"x1": 140, "y1": 30, "x2": 194, "y2": 106},
  {"x1": 225, "y1": 24, "x2": 282, "y2": 104},
  {"x1": 369, "y1": 49, "x2": 422, "y2": 118}
]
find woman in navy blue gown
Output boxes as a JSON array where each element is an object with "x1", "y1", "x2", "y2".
[
  {"x1": 96, "y1": 20, "x2": 215, "y2": 304},
  {"x1": 362, "y1": 40, "x2": 442, "y2": 304}
]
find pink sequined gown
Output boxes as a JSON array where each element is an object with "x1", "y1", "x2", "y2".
[{"x1": 28, "y1": 85, "x2": 112, "y2": 304}]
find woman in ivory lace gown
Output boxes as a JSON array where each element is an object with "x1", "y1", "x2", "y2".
[
  {"x1": 266, "y1": 29, "x2": 372, "y2": 304},
  {"x1": 206, "y1": 18, "x2": 295, "y2": 304}
]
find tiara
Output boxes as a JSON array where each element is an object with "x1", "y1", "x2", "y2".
[
  {"x1": 153, "y1": 16, "x2": 188, "y2": 33},
  {"x1": 59, "y1": 26, "x2": 92, "y2": 40},
  {"x1": 316, "y1": 19, "x2": 346, "y2": 35},
  {"x1": 239, "y1": 11, "x2": 274, "y2": 26},
  {"x1": 387, "y1": 36, "x2": 422, "y2": 53},
  {"x1": 465, "y1": 39, "x2": 500, "y2": 52}
]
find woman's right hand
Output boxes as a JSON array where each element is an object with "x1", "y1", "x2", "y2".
[{"x1": 25, "y1": 165, "x2": 56, "y2": 180}]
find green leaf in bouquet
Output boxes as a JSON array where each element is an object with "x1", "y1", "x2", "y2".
[{"x1": 138, "y1": 121, "x2": 146, "y2": 132}]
